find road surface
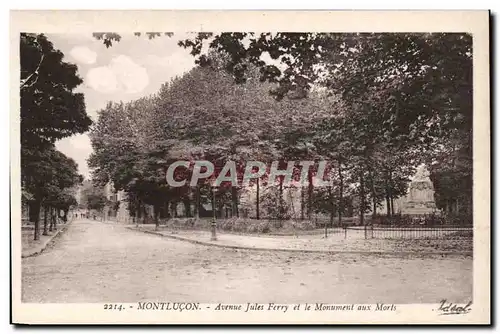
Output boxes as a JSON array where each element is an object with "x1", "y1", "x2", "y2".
[{"x1": 22, "y1": 219, "x2": 472, "y2": 303}]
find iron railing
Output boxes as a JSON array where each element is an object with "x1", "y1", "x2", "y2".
[{"x1": 344, "y1": 225, "x2": 473, "y2": 240}]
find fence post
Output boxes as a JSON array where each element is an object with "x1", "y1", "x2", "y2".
[
  {"x1": 364, "y1": 224, "x2": 367, "y2": 239},
  {"x1": 344, "y1": 227, "x2": 347, "y2": 239}
]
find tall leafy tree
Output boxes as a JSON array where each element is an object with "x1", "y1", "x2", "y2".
[
  {"x1": 93, "y1": 32, "x2": 472, "y2": 224},
  {"x1": 21, "y1": 33, "x2": 92, "y2": 238},
  {"x1": 24, "y1": 148, "x2": 82, "y2": 239},
  {"x1": 20, "y1": 33, "x2": 92, "y2": 148}
]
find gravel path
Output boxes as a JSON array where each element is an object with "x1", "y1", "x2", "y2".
[{"x1": 22, "y1": 219, "x2": 472, "y2": 304}]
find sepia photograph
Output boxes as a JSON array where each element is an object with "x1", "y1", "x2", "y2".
[{"x1": 11, "y1": 10, "x2": 490, "y2": 324}]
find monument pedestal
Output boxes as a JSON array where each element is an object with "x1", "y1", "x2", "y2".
[
  {"x1": 402, "y1": 165, "x2": 439, "y2": 215},
  {"x1": 404, "y1": 202, "x2": 438, "y2": 215}
]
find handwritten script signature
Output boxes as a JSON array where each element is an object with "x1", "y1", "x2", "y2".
[{"x1": 437, "y1": 299, "x2": 472, "y2": 315}]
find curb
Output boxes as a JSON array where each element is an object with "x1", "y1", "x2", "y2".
[
  {"x1": 126, "y1": 227, "x2": 473, "y2": 257},
  {"x1": 21, "y1": 221, "x2": 72, "y2": 258}
]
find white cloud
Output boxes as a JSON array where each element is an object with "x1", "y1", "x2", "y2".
[
  {"x1": 86, "y1": 66, "x2": 118, "y2": 93},
  {"x1": 111, "y1": 55, "x2": 149, "y2": 94},
  {"x1": 141, "y1": 50, "x2": 195, "y2": 78},
  {"x1": 86, "y1": 55, "x2": 149, "y2": 94},
  {"x1": 70, "y1": 46, "x2": 97, "y2": 64}
]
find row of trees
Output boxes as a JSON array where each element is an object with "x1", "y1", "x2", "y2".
[
  {"x1": 76, "y1": 180, "x2": 111, "y2": 215},
  {"x1": 21, "y1": 33, "x2": 92, "y2": 239},
  {"x1": 90, "y1": 33, "x2": 473, "y2": 228}
]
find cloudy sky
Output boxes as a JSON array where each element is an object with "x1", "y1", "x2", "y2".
[{"x1": 48, "y1": 33, "x2": 198, "y2": 179}]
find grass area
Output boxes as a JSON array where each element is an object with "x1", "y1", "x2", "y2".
[
  {"x1": 135, "y1": 224, "x2": 472, "y2": 254},
  {"x1": 143, "y1": 217, "x2": 472, "y2": 240},
  {"x1": 149, "y1": 217, "x2": 353, "y2": 235}
]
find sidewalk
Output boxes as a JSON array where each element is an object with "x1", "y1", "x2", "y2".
[
  {"x1": 127, "y1": 224, "x2": 472, "y2": 256},
  {"x1": 21, "y1": 221, "x2": 72, "y2": 258}
]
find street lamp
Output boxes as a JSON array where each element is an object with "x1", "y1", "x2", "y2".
[{"x1": 211, "y1": 182, "x2": 217, "y2": 241}]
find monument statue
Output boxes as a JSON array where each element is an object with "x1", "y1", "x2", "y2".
[
  {"x1": 413, "y1": 164, "x2": 430, "y2": 181},
  {"x1": 404, "y1": 164, "x2": 438, "y2": 215}
]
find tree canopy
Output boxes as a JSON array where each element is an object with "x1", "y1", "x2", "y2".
[
  {"x1": 21, "y1": 33, "x2": 92, "y2": 148},
  {"x1": 91, "y1": 32, "x2": 473, "y2": 223},
  {"x1": 21, "y1": 33, "x2": 91, "y2": 240}
]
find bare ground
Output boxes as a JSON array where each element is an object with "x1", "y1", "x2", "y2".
[
  {"x1": 135, "y1": 225, "x2": 473, "y2": 253},
  {"x1": 22, "y1": 219, "x2": 472, "y2": 304},
  {"x1": 22, "y1": 226, "x2": 65, "y2": 257}
]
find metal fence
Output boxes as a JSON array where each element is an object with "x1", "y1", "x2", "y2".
[{"x1": 344, "y1": 225, "x2": 473, "y2": 240}]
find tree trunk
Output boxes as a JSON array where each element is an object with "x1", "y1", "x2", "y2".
[
  {"x1": 28, "y1": 201, "x2": 38, "y2": 223},
  {"x1": 217, "y1": 201, "x2": 224, "y2": 219},
  {"x1": 53, "y1": 208, "x2": 58, "y2": 230},
  {"x1": 134, "y1": 198, "x2": 140, "y2": 226},
  {"x1": 142, "y1": 205, "x2": 147, "y2": 224},
  {"x1": 347, "y1": 200, "x2": 354, "y2": 217},
  {"x1": 300, "y1": 186, "x2": 305, "y2": 220},
  {"x1": 385, "y1": 193, "x2": 391, "y2": 217},
  {"x1": 359, "y1": 172, "x2": 365, "y2": 226},
  {"x1": 183, "y1": 198, "x2": 192, "y2": 217},
  {"x1": 278, "y1": 178, "x2": 284, "y2": 222},
  {"x1": 390, "y1": 195, "x2": 395, "y2": 216},
  {"x1": 256, "y1": 178, "x2": 260, "y2": 220},
  {"x1": 49, "y1": 207, "x2": 54, "y2": 232},
  {"x1": 389, "y1": 170, "x2": 395, "y2": 216},
  {"x1": 369, "y1": 168, "x2": 377, "y2": 218},
  {"x1": 153, "y1": 204, "x2": 160, "y2": 230},
  {"x1": 32, "y1": 200, "x2": 41, "y2": 241},
  {"x1": 163, "y1": 199, "x2": 170, "y2": 219},
  {"x1": 42, "y1": 206, "x2": 48, "y2": 236},
  {"x1": 360, "y1": 171, "x2": 368, "y2": 240},
  {"x1": 328, "y1": 186, "x2": 334, "y2": 227},
  {"x1": 327, "y1": 186, "x2": 333, "y2": 236},
  {"x1": 174, "y1": 203, "x2": 178, "y2": 218},
  {"x1": 211, "y1": 189, "x2": 216, "y2": 218},
  {"x1": 385, "y1": 171, "x2": 392, "y2": 217},
  {"x1": 231, "y1": 186, "x2": 239, "y2": 218},
  {"x1": 194, "y1": 186, "x2": 200, "y2": 219},
  {"x1": 307, "y1": 169, "x2": 313, "y2": 219},
  {"x1": 48, "y1": 208, "x2": 52, "y2": 231},
  {"x1": 338, "y1": 162, "x2": 343, "y2": 227}
]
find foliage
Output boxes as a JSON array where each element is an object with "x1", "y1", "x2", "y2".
[
  {"x1": 20, "y1": 33, "x2": 92, "y2": 148},
  {"x1": 21, "y1": 33, "x2": 91, "y2": 239},
  {"x1": 86, "y1": 194, "x2": 108, "y2": 212},
  {"x1": 370, "y1": 212, "x2": 472, "y2": 227},
  {"x1": 79, "y1": 181, "x2": 110, "y2": 212},
  {"x1": 260, "y1": 186, "x2": 290, "y2": 220},
  {"x1": 22, "y1": 145, "x2": 82, "y2": 239},
  {"x1": 91, "y1": 32, "x2": 473, "y2": 225},
  {"x1": 23, "y1": 147, "x2": 82, "y2": 201},
  {"x1": 176, "y1": 32, "x2": 472, "y2": 216}
]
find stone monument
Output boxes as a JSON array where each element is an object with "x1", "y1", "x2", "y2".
[{"x1": 403, "y1": 164, "x2": 438, "y2": 215}]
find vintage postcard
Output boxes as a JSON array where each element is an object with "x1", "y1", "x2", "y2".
[{"x1": 11, "y1": 10, "x2": 490, "y2": 324}]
